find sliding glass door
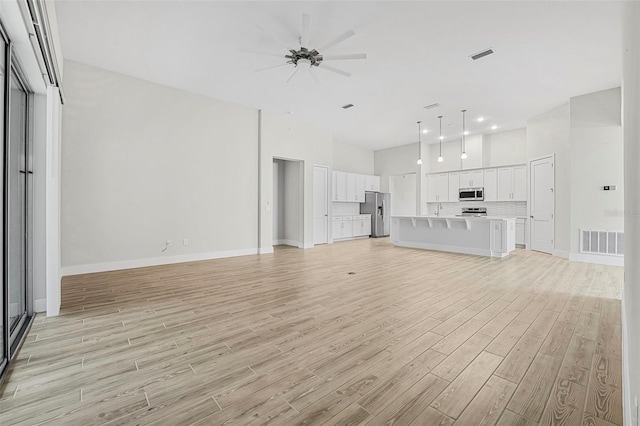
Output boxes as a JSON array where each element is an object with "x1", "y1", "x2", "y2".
[
  {"x1": 1, "y1": 24, "x2": 33, "y2": 380},
  {"x1": 8, "y1": 67, "x2": 29, "y2": 343},
  {"x1": 0, "y1": 27, "x2": 5, "y2": 373}
]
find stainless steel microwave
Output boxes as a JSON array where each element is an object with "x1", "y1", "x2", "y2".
[{"x1": 459, "y1": 187, "x2": 484, "y2": 201}]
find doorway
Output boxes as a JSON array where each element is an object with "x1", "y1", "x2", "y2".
[
  {"x1": 313, "y1": 166, "x2": 328, "y2": 245},
  {"x1": 389, "y1": 173, "x2": 416, "y2": 215},
  {"x1": 273, "y1": 158, "x2": 303, "y2": 248},
  {"x1": 530, "y1": 155, "x2": 555, "y2": 254}
]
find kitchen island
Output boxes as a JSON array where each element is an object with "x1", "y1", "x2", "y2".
[{"x1": 391, "y1": 215, "x2": 516, "y2": 258}]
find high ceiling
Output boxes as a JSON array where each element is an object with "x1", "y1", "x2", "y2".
[{"x1": 54, "y1": 1, "x2": 622, "y2": 151}]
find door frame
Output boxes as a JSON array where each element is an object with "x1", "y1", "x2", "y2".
[
  {"x1": 272, "y1": 157, "x2": 304, "y2": 249},
  {"x1": 312, "y1": 165, "x2": 329, "y2": 245},
  {"x1": 528, "y1": 154, "x2": 555, "y2": 254}
]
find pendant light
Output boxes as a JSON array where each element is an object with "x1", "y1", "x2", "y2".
[
  {"x1": 437, "y1": 115, "x2": 444, "y2": 162},
  {"x1": 416, "y1": 121, "x2": 423, "y2": 165},
  {"x1": 461, "y1": 109, "x2": 468, "y2": 159}
]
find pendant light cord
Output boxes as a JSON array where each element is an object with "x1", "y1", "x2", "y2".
[{"x1": 438, "y1": 115, "x2": 443, "y2": 157}]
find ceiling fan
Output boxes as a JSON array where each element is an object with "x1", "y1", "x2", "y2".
[{"x1": 243, "y1": 13, "x2": 367, "y2": 83}]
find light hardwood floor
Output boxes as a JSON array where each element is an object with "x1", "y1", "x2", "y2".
[{"x1": 0, "y1": 238, "x2": 623, "y2": 425}]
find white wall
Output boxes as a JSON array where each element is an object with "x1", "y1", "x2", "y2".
[
  {"x1": 259, "y1": 111, "x2": 333, "y2": 252},
  {"x1": 333, "y1": 141, "x2": 374, "y2": 175},
  {"x1": 272, "y1": 159, "x2": 284, "y2": 243},
  {"x1": 526, "y1": 103, "x2": 571, "y2": 255},
  {"x1": 389, "y1": 173, "x2": 417, "y2": 216},
  {"x1": 61, "y1": 61, "x2": 259, "y2": 274},
  {"x1": 374, "y1": 142, "x2": 422, "y2": 215},
  {"x1": 569, "y1": 88, "x2": 623, "y2": 255},
  {"x1": 483, "y1": 128, "x2": 527, "y2": 167},
  {"x1": 623, "y1": 3, "x2": 640, "y2": 424},
  {"x1": 283, "y1": 160, "x2": 302, "y2": 245}
]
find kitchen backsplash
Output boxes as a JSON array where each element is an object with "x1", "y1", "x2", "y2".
[
  {"x1": 333, "y1": 202, "x2": 361, "y2": 216},
  {"x1": 425, "y1": 201, "x2": 527, "y2": 218}
]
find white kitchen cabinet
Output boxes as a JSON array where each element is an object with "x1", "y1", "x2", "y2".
[
  {"x1": 427, "y1": 173, "x2": 449, "y2": 202},
  {"x1": 346, "y1": 173, "x2": 356, "y2": 202},
  {"x1": 516, "y1": 218, "x2": 525, "y2": 246},
  {"x1": 484, "y1": 168, "x2": 498, "y2": 202},
  {"x1": 460, "y1": 169, "x2": 483, "y2": 188},
  {"x1": 332, "y1": 216, "x2": 343, "y2": 239},
  {"x1": 355, "y1": 174, "x2": 366, "y2": 202},
  {"x1": 333, "y1": 215, "x2": 371, "y2": 240},
  {"x1": 498, "y1": 166, "x2": 526, "y2": 201},
  {"x1": 448, "y1": 172, "x2": 460, "y2": 203},
  {"x1": 365, "y1": 175, "x2": 380, "y2": 192},
  {"x1": 512, "y1": 166, "x2": 527, "y2": 201},
  {"x1": 333, "y1": 171, "x2": 347, "y2": 201}
]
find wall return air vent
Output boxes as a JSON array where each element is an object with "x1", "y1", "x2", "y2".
[
  {"x1": 580, "y1": 229, "x2": 624, "y2": 256},
  {"x1": 470, "y1": 48, "x2": 495, "y2": 61}
]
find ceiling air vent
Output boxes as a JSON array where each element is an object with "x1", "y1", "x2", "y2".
[
  {"x1": 470, "y1": 48, "x2": 495, "y2": 61},
  {"x1": 342, "y1": 104, "x2": 354, "y2": 109},
  {"x1": 423, "y1": 103, "x2": 441, "y2": 110}
]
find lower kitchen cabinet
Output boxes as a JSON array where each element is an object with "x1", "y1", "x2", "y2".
[
  {"x1": 332, "y1": 215, "x2": 371, "y2": 241},
  {"x1": 516, "y1": 218, "x2": 526, "y2": 246}
]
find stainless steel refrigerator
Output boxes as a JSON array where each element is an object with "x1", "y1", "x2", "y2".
[{"x1": 361, "y1": 192, "x2": 391, "y2": 237}]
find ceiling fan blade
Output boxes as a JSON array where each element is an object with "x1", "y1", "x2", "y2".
[
  {"x1": 255, "y1": 63, "x2": 289, "y2": 73},
  {"x1": 318, "y1": 29, "x2": 355, "y2": 52},
  {"x1": 318, "y1": 63, "x2": 351, "y2": 77},
  {"x1": 286, "y1": 66, "x2": 300, "y2": 83},
  {"x1": 321, "y1": 53, "x2": 367, "y2": 61},
  {"x1": 300, "y1": 13, "x2": 311, "y2": 47},
  {"x1": 255, "y1": 25, "x2": 291, "y2": 50},
  {"x1": 309, "y1": 67, "x2": 321, "y2": 84},
  {"x1": 241, "y1": 48, "x2": 285, "y2": 58}
]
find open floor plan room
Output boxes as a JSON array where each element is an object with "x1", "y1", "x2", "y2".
[{"x1": 0, "y1": 239, "x2": 623, "y2": 425}]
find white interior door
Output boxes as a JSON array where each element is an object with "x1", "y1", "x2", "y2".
[
  {"x1": 530, "y1": 156, "x2": 555, "y2": 254},
  {"x1": 313, "y1": 166, "x2": 328, "y2": 244}
]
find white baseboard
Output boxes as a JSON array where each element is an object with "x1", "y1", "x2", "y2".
[
  {"x1": 569, "y1": 253, "x2": 624, "y2": 266},
  {"x1": 259, "y1": 247, "x2": 274, "y2": 254},
  {"x1": 395, "y1": 241, "x2": 507, "y2": 258},
  {"x1": 553, "y1": 249, "x2": 570, "y2": 259},
  {"x1": 302, "y1": 242, "x2": 314, "y2": 249},
  {"x1": 61, "y1": 248, "x2": 259, "y2": 276},
  {"x1": 621, "y1": 288, "x2": 634, "y2": 426},
  {"x1": 34, "y1": 298, "x2": 47, "y2": 313}
]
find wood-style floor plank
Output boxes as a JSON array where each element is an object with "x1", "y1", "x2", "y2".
[{"x1": 0, "y1": 239, "x2": 623, "y2": 425}]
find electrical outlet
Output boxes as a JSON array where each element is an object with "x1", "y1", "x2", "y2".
[{"x1": 183, "y1": 239, "x2": 189, "y2": 246}]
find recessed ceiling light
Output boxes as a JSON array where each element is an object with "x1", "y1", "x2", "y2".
[
  {"x1": 342, "y1": 104, "x2": 354, "y2": 109},
  {"x1": 439, "y1": 136, "x2": 444, "y2": 140},
  {"x1": 422, "y1": 129, "x2": 428, "y2": 134},
  {"x1": 463, "y1": 131, "x2": 469, "y2": 136},
  {"x1": 477, "y1": 117, "x2": 485, "y2": 122},
  {"x1": 491, "y1": 125, "x2": 498, "y2": 130}
]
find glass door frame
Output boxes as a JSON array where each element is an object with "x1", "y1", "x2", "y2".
[{"x1": 1, "y1": 21, "x2": 35, "y2": 382}]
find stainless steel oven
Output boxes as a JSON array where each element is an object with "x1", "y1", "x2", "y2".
[{"x1": 459, "y1": 187, "x2": 484, "y2": 201}]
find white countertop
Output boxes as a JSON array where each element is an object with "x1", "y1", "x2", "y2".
[{"x1": 392, "y1": 215, "x2": 516, "y2": 221}]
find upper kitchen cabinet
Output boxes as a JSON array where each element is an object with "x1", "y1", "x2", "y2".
[
  {"x1": 365, "y1": 175, "x2": 380, "y2": 192},
  {"x1": 497, "y1": 165, "x2": 526, "y2": 201},
  {"x1": 427, "y1": 173, "x2": 449, "y2": 202},
  {"x1": 355, "y1": 174, "x2": 366, "y2": 202},
  {"x1": 484, "y1": 168, "x2": 498, "y2": 202},
  {"x1": 448, "y1": 172, "x2": 460, "y2": 203},
  {"x1": 333, "y1": 171, "x2": 379, "y2": 202},
  {"x1": 459, "y1": 169, "x2": 484, "y2": 188}
]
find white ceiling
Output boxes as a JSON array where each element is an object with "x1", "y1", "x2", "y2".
[{"x1": 54, "y1": 1, "x2": 622, "y2": 151}]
